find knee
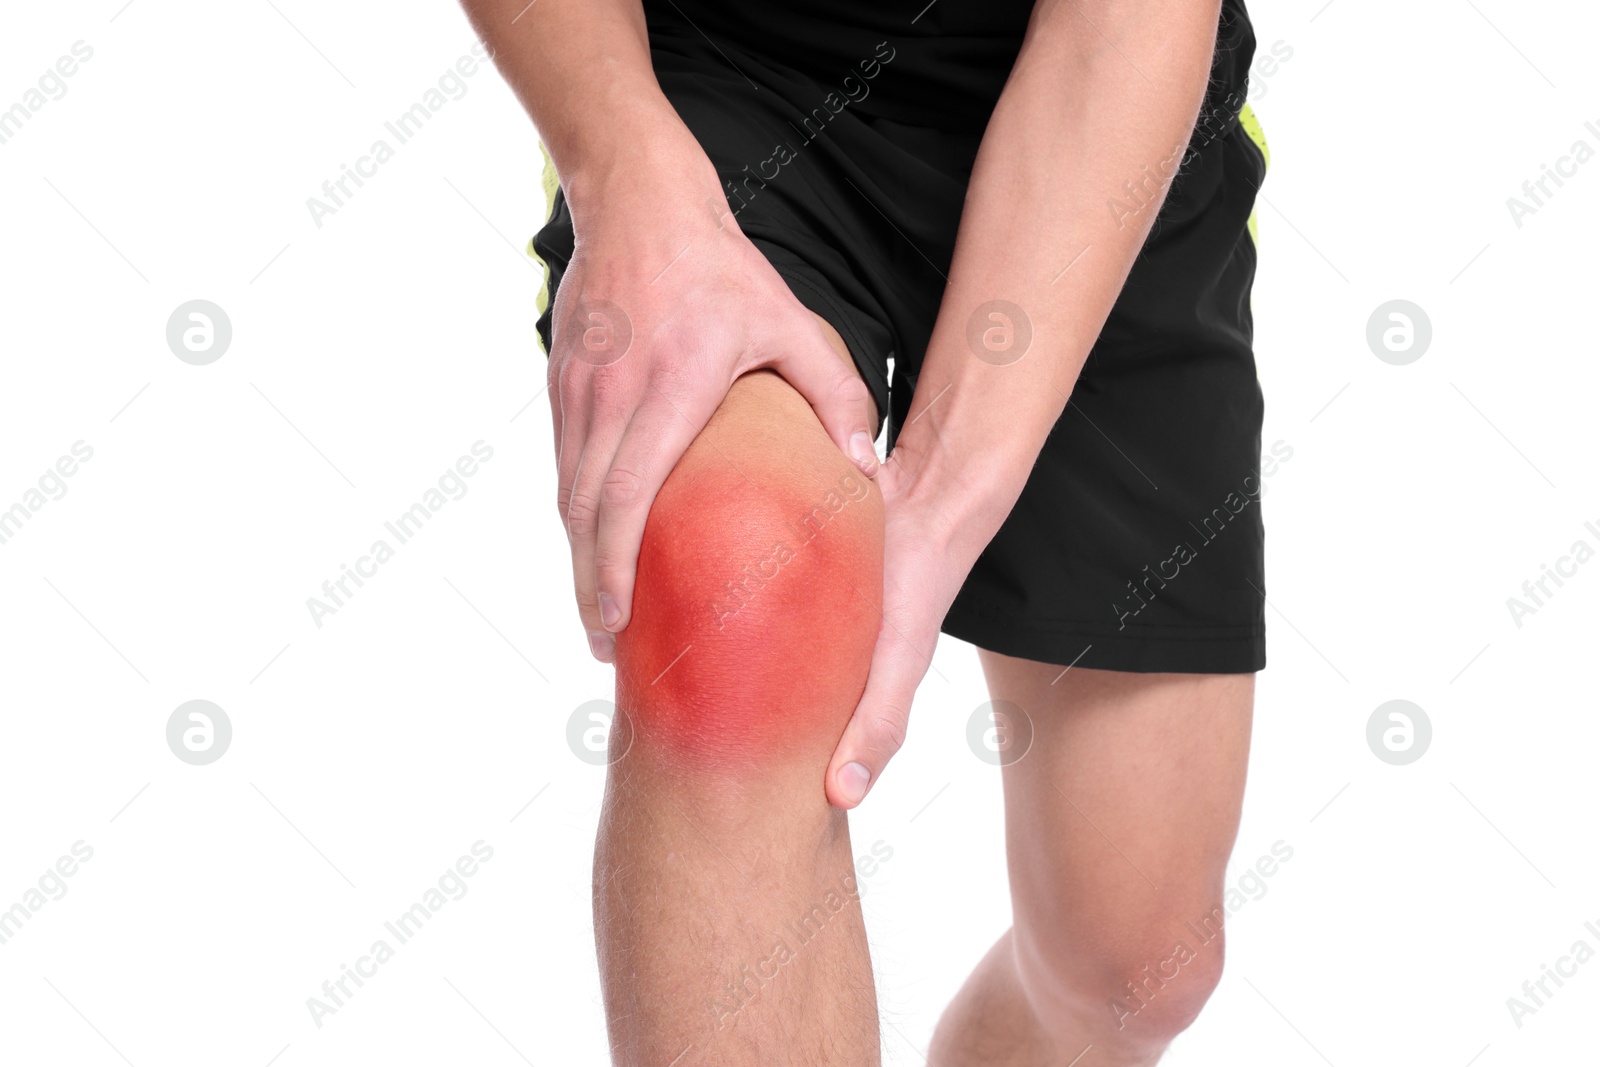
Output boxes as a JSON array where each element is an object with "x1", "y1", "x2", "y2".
[
  {"x1": 1014, "y1": 900, "x2": 1227, "y2": 1049},
  {"x1": 614, "y1": 382, "x2": 883, "y2": 773}
]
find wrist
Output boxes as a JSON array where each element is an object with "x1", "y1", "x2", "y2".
[
  {"x1": 557, "y1": 99, "x2": 725, "y2": 235},
  {"x1": 890, "y1": 319, "x2": 1081, "y2": 559},
  {"x1": 891, "y1": 424, "x2": 1033, "y2": 563}
]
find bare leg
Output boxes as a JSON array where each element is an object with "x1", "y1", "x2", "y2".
[
  {"x1": 595, "y1": 323, "x2": 885, "y2": 1066},
  {"x1": 930, "y1": 656, "x2": 1254, "y2": 1066},
  {"x1": 596, "y1": 728, "x2": 879, "y2": 1066}
]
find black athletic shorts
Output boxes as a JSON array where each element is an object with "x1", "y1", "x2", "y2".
[{"x1": 534, "y1": 0, "x2": 1270, "y2": 674}]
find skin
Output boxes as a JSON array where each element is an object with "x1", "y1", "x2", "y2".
[
  {"x1": 462, "y1": 0, "x2": 1253, "y2": 1062},
  {"x1": 471, "y1": 0, "x2": 1228, "y2": 807},
  {"x1": 930, "y1": 657, "x2": 1253, "y2": 1065},
  {"x1": 459, "y1": 0, "x2": 879, "y2": 665},
  {"x1": 819, "y1": 0, "x2": 1230, "y2": 809},
  {"x1": 614, "y1": 363, "x2": 883, "y2": 771},
  {"x1": 596, "y1": 336, "x2": 885, "y2": 1066}
]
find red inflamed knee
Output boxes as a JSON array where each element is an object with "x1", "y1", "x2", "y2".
[{"x1": 615, "y1": 409, "x2": 884, "y2": 773}]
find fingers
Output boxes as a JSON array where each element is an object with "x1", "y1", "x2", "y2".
[
  {"x1": 589, "y1": 389, "x2": 707, "y2": 635},
  {"x1": 825, "y1": 622, "x2": 932, "y2": 809},
  {"x1": 766, "y1": 315, "x2": 880, "y2": 480},
  {"x1": 552, "y1": 357, "x2": 588, "y2": 533},
  {"x1": 565, "y1": 435, "x2": 622, "y2": 662},
  {"x1": 563, "y1": 367, "x2": 712, "y2": 659},
  {"x1": 546, "y1": 351, "x2": 564, "y2": 457},
  {"x1": 560, "y1": 361, "x2": 630, "y2": 662}
]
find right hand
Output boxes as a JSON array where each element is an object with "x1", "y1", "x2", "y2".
[{"x1": 548, "y1": 145, "x2": 880, "y2": 662}]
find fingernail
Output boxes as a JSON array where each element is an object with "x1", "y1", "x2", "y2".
[
  {"x1": 598, "y1": 591, "x2": 622, "y2": 630},
  {"x1": 849, "y1": 431, "x2": 879, "y2": 476},
  {"x1": 588, "y1": 631, "x2": 615, "y2": 662},
  {"x1": 839, "y1": 762, "x2": 871, "y2": 805}
]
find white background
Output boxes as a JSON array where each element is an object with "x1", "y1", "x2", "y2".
[{"x1": 2, "y1": 1, "x2": 1597, "y2": 1064}]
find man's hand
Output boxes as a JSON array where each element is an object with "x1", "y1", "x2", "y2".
[
  {"x1": 823, "y1": 450, "x2": 985, "y2": 809},
  {"x1": 549, "y1": 153, "x2": 879, "y2": 662}
]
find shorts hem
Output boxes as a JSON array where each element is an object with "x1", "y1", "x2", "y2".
[{"x1": 942, "y1": 600, "x2": 1265, "y2": 675}]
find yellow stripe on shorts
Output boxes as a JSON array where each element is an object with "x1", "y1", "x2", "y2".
[
  {"x1": 531, "y1": 140, "x2": 560, "y2": 326},
  {"x1": 1237, "y1": 102, "x2": 1269, "y2": 246}
]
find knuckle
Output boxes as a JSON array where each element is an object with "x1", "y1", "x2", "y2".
[
  {"x1": 600, "y1": 466, "x2": 647, "y2": 510},
  {"x1": 864, "y1": 709, "x2": 909, "y2": 755},
  {"x1": 833, "y1": 370, "x2": 871, "y2": 410},
  {"x1": 588, "y1": 390, "x2": 634, "y2": 431},
  {"x1": 567, "y1": 510, "x2": 597, "y2": 540},
  {"x1": 586, "y1": 368, "x2": 631, "y2": 403},
  {"x1": 565, "y1": 486, "x2": 600, "y2": 536},
  {"x1": 832, "y1": 365, "x2": 867, "y2": 396},
  {"x1": 591, "y1": 546, "x2": 629, "y2": 578}
]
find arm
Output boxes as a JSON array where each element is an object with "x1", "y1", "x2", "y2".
[
  {"x1": 459, "y1": 0, "x2": 879, "y2": 660},
  {"x1": 459, "y1": 0, "x2": 688, "y2": 225},
  {"x1": 824, "y1": 0, "x2": 1226, "y2": 807}
]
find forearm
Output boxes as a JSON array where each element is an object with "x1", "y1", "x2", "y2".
[
  {"x1": 459, "y1": 0, "x2": 720, "y2": 224},
  {"x1": 894, "y1": 0, "x2": 1223, "y2": 558}
]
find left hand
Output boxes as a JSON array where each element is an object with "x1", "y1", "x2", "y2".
[{"x1": 823, "y1": 452, "x2": 990, "y2": 809}]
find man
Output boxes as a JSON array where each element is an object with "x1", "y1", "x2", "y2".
[{"x1": 463, "y1": 0, "x2": 1269, "y2": 1061}]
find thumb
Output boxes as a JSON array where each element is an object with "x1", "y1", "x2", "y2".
[
  {"x1": 825, "y1": 632, "x2": 929, "y2": 809},
  {"x1": 765, "y1": 314, "x2": 880, "y2": 479}
]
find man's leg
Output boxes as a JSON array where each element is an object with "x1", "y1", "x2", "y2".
[
  {"x1": 930, "y1": 655, "x2": 1254, "y2": 1066},
  {"x1": 594, "y1": 327, "x2": 884, "y2": 1066}
]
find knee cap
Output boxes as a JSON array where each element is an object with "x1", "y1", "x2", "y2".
[
  {"x1": 615, "y1": 445, "x2": 883, "y2": 770},
  {"x1": 1016, "y1": 913, "x2": 1226, "y2": 1048}
]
